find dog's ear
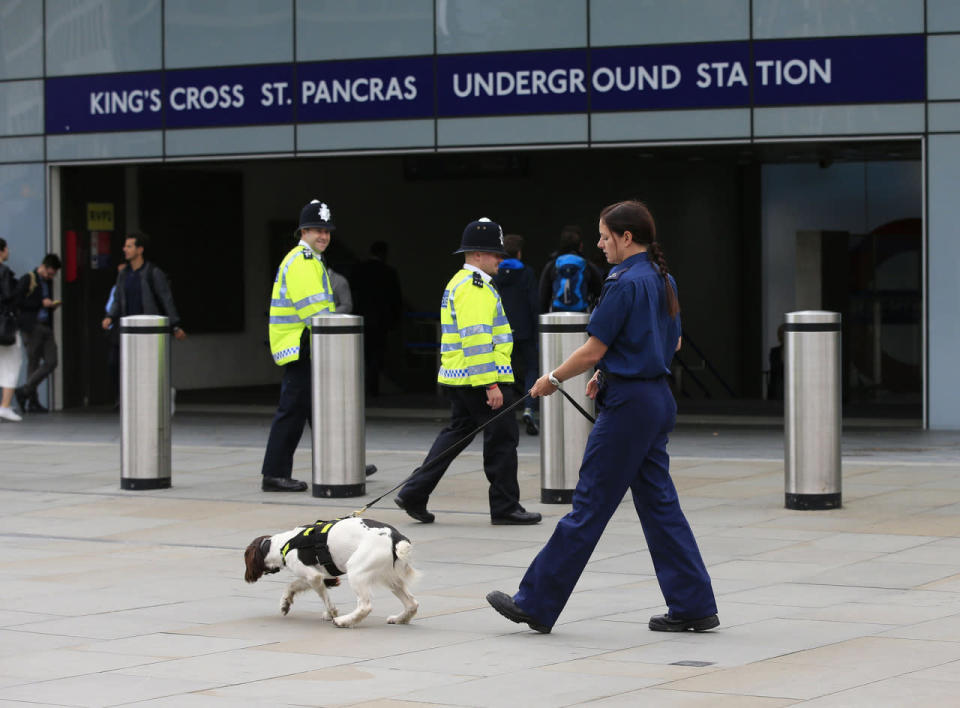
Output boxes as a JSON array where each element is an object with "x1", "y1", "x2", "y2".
[{"x1": 244, "y1": 536, "x2": 270, "y2": 583}]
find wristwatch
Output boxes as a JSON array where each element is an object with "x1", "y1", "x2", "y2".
[{"x1": 548, "y1": 371, "x2": 561, "y2": 387}]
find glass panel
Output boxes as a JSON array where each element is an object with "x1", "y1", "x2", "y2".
[
  {"x1": 437, "y1": 0, "x2": 585, "y2": 54},
  {"x1": 0, "y1": 80, "x2": 43, "y2": 136},
  {"x1": 0, "y1": 135, "x2": 43, "y2": 162},
  {"x1": 164, "y1": 125, "x2": 294, "y2": 156},
  {"x1": 929, "y1": 102, "x2": 960, "y2": 132},
  {"x1": 591, "y1": 108, "x2": 749, "y2": 142},
  {"x1": 164, "y1": 0, "x2": 292, "y2": 69},
  {"x1": 928, "y1": 135, "x2": 960, "y2": 427},
  {"x1": 591, "y1": 0, "x2": 748, "y2": 47},
  {"x1": 753, "y1": 0, "x2": 923, "y2": 39},
  {"x1": 297, "y1": 120, "x2": 434, "y2": 151},
  {"x1": 297, "y1": 0, "x2": 433, "y2": 61},
  {"x1": 928, "y1": 35, "x2": 960, "y2": 101},
  {"x1": 0, "y1": 0, "x2": 43, "y2": 79},
  {"x1": 0, "y1": 162, "x2": 45, "y2": 271},
  {"x1": 46, "y1": 0, "x2": 161, "y2": 75},
  {"x1": 754, "y1": 104, "x2": 924, "y2": 137},
  {"x1": 929, "y1": 0, "x2": 960, "y2": 32},
  {"x1": 47, "y1": 130, "x2": 162, "y2": 160},
  {"x1": 437, "y1": 114, "x2": 587, "y2": 146}
]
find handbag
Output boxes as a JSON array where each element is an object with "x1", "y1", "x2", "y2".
[{"x1": 0, "y1": 309, "x2": 16, "y2": 346}]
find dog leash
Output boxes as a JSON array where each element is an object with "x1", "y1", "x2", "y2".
[
  {"x1": 353, "y1": 391, "x2": 532, "y2": 516},
  {"x1": 555, "y1": 385, "x2": 596, "y2": 424}
]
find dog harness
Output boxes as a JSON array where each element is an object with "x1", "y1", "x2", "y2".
[{"x1": 280, "y1": 519, "x2": 345, "y2": 576}]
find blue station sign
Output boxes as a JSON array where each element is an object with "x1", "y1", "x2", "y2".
[{"x1": 44, "y1": 35, "x2": 925, "y2": 134}]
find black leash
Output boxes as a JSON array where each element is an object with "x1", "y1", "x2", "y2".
[
  {"x1": 556, "y1": 385, "x2": 596, "y2": 424},
  {"x1": 354, "y1": 391, "x2": 532, "y2": 516}
]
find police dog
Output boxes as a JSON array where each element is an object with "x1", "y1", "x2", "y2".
[{"x1": 244, "y1": 517, "x2": 418, "y2": 628}]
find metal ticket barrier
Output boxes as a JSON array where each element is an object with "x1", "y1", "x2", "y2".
[
  {"x1": 784, "y1": 310, "x2": 842, "y2": 510},
  {"x1": 120, "y1": 315, "x2": 172, "y2": 490},
  {"x1": 311, "y1": 313, "x2": 366, "y2": 497},
  {"x1": 539, "y1": 312, "x2": 593, "y2": 503}
]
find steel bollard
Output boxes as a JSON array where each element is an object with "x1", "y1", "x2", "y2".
[
  {"x1": 784, "y1": 310, "x2": 842, "y2": 510},
  {"x1": 539, "y1": 312, "x2": 593, "y2": 503},
  {"x1": 120, "y1": 315, "x2": 171, "y2": 490},
  {"x1": 311, "y1": 313, "x2": 366, "y2": 497}
]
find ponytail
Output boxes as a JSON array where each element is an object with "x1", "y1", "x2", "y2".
[
  {"x1": 647, "y1": 241, "x2": 679, "y2": 319},
  {"x1": 599, "y1": 200, "x2": 680, "y2": 319}
]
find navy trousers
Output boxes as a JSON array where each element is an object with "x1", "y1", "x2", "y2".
[
  {"x1": 399, "y1": 385, "x2": 521, "y2": 518},
  {"x1": 514, "y1": 377, "x2": 716, "y2": 629},
  {"x1": 261, "y1": 353, "x2": 311, "y2": 479}
]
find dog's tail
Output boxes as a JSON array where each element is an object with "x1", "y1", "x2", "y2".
[{"x1": 393, "y1": 540, "x2": 420, "y2": 583}]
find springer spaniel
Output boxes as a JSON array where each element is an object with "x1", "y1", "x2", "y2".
[{"x1": 244, "y1": 516, "x2": 418, "y2": 628}]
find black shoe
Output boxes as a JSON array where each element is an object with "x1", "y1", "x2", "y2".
[
  {"x1": 491, "y1": 509, "x2": 542, "y2": 525},
  {"x1": 649, "y1": 613, "x2": 719, "y2": 632},
  {"x1": 365, "y1": 464, "x2": 377, "y2": 477},
  {"x1": 261, "y1": 476, "x2": 308, "y2": 492},
  {"x1": 486, "y1": 590, "x2": 551, "y2": 633},
  {"x1": 522, "y1": 411, "x2": 539, "y2": 436},
  {"x1": 28, "y1": 400, "x2": 48, "y2": 414},
  {"x1": 394, "y1": 495, "x2": 434, "y2": 524},
  {"x1": 14, "y1": 388, "x2": 27, "y2": 413}
]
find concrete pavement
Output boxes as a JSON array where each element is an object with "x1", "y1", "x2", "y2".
[{"x1": 1, "y1": 411, "x2": 960, "y2": 706}]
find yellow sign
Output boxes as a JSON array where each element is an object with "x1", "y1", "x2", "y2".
[{"x1": 86, "y1": 203, "x2": 114, "y2": 231}]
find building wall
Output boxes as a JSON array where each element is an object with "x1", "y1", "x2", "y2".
[{"x1": 3, "y1": 0, "x2": 958, "y2": 423}]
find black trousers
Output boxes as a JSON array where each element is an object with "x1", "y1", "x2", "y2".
[
  {"x1": 21, "y1": 323, "x2": 57, "y2": 399},
  {"x1": 399, "y1": 385, "x2": 522, "y2": 518},
  {"x1": 261, "y1": 353, "x2": 312, "y2": 479}
]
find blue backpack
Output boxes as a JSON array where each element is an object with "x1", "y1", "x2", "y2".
[{"x1": 551, "y1": 253, "x2": 588, "y2": 311}]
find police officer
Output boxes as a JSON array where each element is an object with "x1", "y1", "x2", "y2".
[
  {"x1": 394, "y1": 218, "x2": 542, "y2": 525},
  {"x1": 260, "y1": 199, "x2": 336, "y2": 491},
  {"x1": 487, "y1": 200, "x2": 718, "y2": 633}
]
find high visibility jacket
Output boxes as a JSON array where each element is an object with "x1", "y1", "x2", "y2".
[
  {"x1": 438, "y1": 268, "x2": 514, "y2": 387},
  {"x1": 269, "y1": 243, "x2": 334, "y2": 365}
]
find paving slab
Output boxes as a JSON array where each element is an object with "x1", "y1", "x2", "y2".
[{"x1": 2, "y1": 411, "x2": 960, "y2": 705}]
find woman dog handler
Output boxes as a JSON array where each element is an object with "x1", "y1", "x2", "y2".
[{"x1": 487, "y1": 199, "x2": 718, "y2": 634}]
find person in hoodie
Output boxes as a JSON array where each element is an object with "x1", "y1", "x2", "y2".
[{"x1": 493, "y1": 233, "x2": 541, "y2": 435}]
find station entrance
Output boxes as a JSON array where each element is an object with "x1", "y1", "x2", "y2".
[{"x1": 55, "y1": 139, "x2": 922, "y2": 421}]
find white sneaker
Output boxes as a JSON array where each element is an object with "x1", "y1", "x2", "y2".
[{"x1": 0, "y1": 407, "x2": 22, "y2": 422}]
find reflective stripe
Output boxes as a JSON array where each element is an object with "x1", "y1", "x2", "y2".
[
  {"x1": 294, "y1": 292, "x2": 332, "y2": 309},
  {"x1": 441, "y1": 324, "x2": 458, "y2": 334},
  {"x1": 492, "y1": 333, "x2": 513, "y2": 345},
  {"x1": 278, "y1": 256, "x2": 297, "y2": 299},
  {"x1": 440, "y1": 342, "x2": 462, "y2": 352},
  {"x1": 270, "y1": 314, "x2": 303, "y2": 325},
  {"x1": 492, "y1": 315, "x2": 509, "y2": 327},
  {"x1": 271, "y1": 297, "x2": 293, "y2": 308},
  {"x1": 438, "y1": 367, "x2": 468, "y2": 379},
  {"x1": 467, "y1": 362, "x2": 496, "y2": 376},
  {"x1": 460, "y1": 324, "x2": 492, "y2": 338},
  {"x1": 463, "y1": 343, "x2": 493, "y2": 357}
]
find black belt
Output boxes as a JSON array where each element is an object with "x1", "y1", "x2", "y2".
[{"x1": 598, "y1": 370, "x2": 666, "y2": 384}]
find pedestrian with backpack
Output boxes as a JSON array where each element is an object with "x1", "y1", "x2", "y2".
[
  {"x1": 539, "y1": 225, "x2": 604, "y2": 313},
  {"x1": 101, "y1": 233, "x2": 186, "y2": 406}
]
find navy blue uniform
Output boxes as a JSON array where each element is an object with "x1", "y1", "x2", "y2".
[{"x1": 513, "y1": 252, "x2": 716, "y2": 629}]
